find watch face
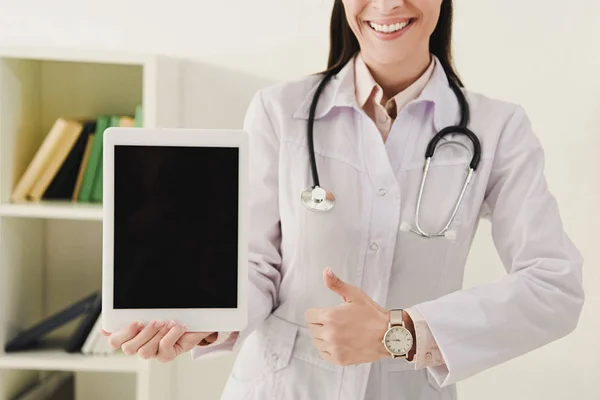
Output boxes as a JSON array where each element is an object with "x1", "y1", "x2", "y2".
[{"x1": 384, "y1": 326, "x2": 413, "y2": 355}]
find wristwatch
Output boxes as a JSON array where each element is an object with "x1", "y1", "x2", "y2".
[{"x1": 382, "y1": 309, "x2": 414, "y2": 359}]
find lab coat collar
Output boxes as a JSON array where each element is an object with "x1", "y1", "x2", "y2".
[
  {"x1": 417, "y1": 55, "x2": 462, "y2": 132},
  {"x1": 292, "y1": 54, "x2": 461, "y2": 132},
  {"x1": 292, "y1": 54, "x2": 359, "y2": 120}
]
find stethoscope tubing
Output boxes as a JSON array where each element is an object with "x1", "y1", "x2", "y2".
[{"x1": 302, "y1": 61, "x2": 482, "y2": 239}]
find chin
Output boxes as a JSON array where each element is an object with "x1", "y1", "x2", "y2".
[{"x1": 363, "y1": 49, "x2": 413, "y2": 66}]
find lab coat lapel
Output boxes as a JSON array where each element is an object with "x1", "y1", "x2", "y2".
[
  {"x1": 384, "y1": 56, "x2": 462, "y2": 173},
  {"x1": 417, "y1": 57, "x2": 463, "y2": 135},
  {"x1": 292, "y1": 57, "x2": 359, "y2": 121},
  {"x1": 387, "y1": 57, "x2": 466, "y2": 174}
]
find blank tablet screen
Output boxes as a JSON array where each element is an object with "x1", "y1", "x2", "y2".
[{"x1": 112, "y1": 145, "x2": 239, "y2": 309}]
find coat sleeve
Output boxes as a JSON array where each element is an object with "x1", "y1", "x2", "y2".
[
  {"x1": 192, "y1": 89, "x2": 283, "y2": 359},
  {"x1": 412, "y1": 104, "x2": 585, "y2": 386}
]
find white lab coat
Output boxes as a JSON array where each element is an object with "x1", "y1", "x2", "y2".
[{"x1": 192, "y1": 56, "x2": 584, "y2": 400}]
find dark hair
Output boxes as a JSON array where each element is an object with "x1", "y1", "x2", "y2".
[{"x1": 322, "y1": 0, "x2": 463, "y2": 88}]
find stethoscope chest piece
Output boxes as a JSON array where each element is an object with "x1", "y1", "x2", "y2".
[{"x1": 301, "y1": 186, "x2": 336, "y2": 212}]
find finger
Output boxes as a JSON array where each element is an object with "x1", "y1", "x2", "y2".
[
  {"x1": 312, "y1": 336, "x2": 329, "y2": 352},
  {"x1": 107, "y1": 321, "x2": 144, "y2": 349},
  {"x1": 159, "y1": 322, "x2": 186, "y2": 348},
  {"x1": 121, "y1": 320, "x2": 165, "y2": 355},
  {"x1": 319, "y1": 349, "x2": 333, "y2": 363},
  {"x1": 100, "y1": 328, "x2": 110, "y2": 337},
  {"x1": 323, "y1": 267, "x2": 361, "y2": 303},
  {"x1": 157, "y1": 322, "x2": 186, "y2": 362},
  {"x1": 308, "y1": 322, "x2": 326, "y2": 340},
  {"x1": 182, "y1": 332, "x2": 216, "y2": 348},
  {"x1": 305, "y1": 308, "x2": 327, "y2": 325},
  {"x1": 137, "y1": 323, "x2": 172, "y2": 359}
]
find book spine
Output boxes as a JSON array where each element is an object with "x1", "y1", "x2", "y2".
[
  {"x1": 10, "y1": 119, "x2": 68, "y2": 202},
  {"x1": 72, "y1": 134, "x2": 95, "y2": 201},
  {"x1": 90, "y1": 115, "x2": 120, "y2": 203},
  {"x1": 27, "y1": 120, "x2": 83, "y2": 201},
  {"x1": 78, "y1": 116, "x2": 109, "y2": 202}
]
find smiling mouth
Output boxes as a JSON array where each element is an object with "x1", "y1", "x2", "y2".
[{"x1": 368, "y1": 18, "x2": 416, "y2": 34}]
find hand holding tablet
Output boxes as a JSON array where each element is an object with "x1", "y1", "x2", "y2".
[
  {"x1": 100, "y1": 128, "x2": 248, "y2": 338},
  {"x1": 100, "y1": 320, "x2": 215, "y2": 362}
]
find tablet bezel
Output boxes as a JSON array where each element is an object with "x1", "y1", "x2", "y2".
[{"x1": 101, "y1": 127, "x2": 248, "y2": 333}]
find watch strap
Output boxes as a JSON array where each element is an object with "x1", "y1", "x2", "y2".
[{"x1": 390, "y1": 309, "x2": 404, "y2": 326}]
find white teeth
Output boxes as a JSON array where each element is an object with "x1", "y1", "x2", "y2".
[{"x1": 369, "y1": 20, "x2": 411, "y2": 33}]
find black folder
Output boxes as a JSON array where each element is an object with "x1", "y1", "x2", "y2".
[{"x1": 4, "y1": 292, "x2": 102, "y2": 353}]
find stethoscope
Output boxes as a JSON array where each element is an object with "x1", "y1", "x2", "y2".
[{"x1": 300, "y1": 61, "x2": 482, "y2": 238}]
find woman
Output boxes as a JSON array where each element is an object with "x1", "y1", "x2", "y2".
[{"x1": 103, "y1": 0, "x2": 585, "y2": 399}]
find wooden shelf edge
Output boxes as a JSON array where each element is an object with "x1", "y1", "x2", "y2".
[{"x1": 0, "y1": 350, "x2": 140, "y2": 373}]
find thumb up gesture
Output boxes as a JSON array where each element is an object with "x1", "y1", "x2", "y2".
[{"x1": 304, "y1": 267, "x2": 392, "y2": 366}]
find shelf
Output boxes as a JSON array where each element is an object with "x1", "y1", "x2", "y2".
[
  {"x1": 0, "y1": 45, "x2": 160, "y2": 66},
  {"x1": 0, "y1": 45, "x2": 181, "y2": 399},
  {"x1": 0, "y1": 349, "x2": 139, "y2": 373},
  {"x1": 0, "y1": 201, "x2": 102, "y2": 220}
]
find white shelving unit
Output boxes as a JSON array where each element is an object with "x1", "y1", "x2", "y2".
[
  {"x1": 0, "y1": 350, "x2": 138, "y2": 373},
  {"x1": 0, "y1": 46, "x2": 180, "y2": 400}
]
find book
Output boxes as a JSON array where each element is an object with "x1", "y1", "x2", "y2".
[
  {"x1": 72, "y1": 134, "x2": 95, "y2": 201},
  {"x1": 90, "y1": 115, "x2": 122, "y2": 203},
  {"x1": 120, "y1": 116, "x2": 135, "y2": 127},
  {"x1": 81, "y1": 316, "x2": 100, "y2": 355},
  {"x1": 77, "y1": 116, "x2": 110, "y2": 203},
  {"x1": 11, "y1": 119, "x2": 79, "y2": 202},
  {"x1": 27, "y1": 120, "x2": 84, "y2": 201},
  {"x1": 64, "y1": 294, "x2": 102, "y2": 353},
  {"x1": 11, "y1": 371, "x2": 74, "y2": 400},
  {"x1": 12, "y1": 105, "x2": 142, "y2": 205},
  {"x1": 43, "y1": 120, "x2": 96, "y2": 200},
  {"x1": 81, "y1": 312, "x2": 115, "y2": 356},
  {"x1": 4, "y1": 292, "x2": 101, "y2": 353},
  {"x1": 134, "y1": 104, "x2": 143, "y2": 127}
]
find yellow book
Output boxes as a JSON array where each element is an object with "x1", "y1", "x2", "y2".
[
  {"x1": 11, "y1": 119, "x2": 72, "y2": 202},
  {"x1": 119, "y1": 116, "x2": 135, "y2": 127},
  {"x1": 27, "y1": 119, "x2": 83, "y2": 201}
]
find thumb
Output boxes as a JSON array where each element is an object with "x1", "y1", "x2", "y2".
[{"x1": 323, "y1": 267, "x2": 361, "y2": 303}]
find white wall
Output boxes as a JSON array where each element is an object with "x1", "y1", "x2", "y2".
[{"x1": 0, "y1": 0, "x2": 598, "y2": 399}]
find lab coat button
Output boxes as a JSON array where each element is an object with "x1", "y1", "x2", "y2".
[
  {"x1": 378, "y1": 188, "x2": 387, "y2": 196},
  {"x1": 370, "y1": 243, "x2": 379, "y2": 251}
]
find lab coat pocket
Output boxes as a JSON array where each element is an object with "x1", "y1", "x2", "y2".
[
  {"x1": 399, "y1": 135, "x2": 481, "y2": 235},
  {"x1": 229, "y1": 314, "x2": 298, "y2": 384},
  {"x1": 381, "y1": 367, "x2": 454, "y2": 400},
  {"x1": 380, "y1": 366, "x2": 423, "y2": 400},
  {"x1": 402, "y1": 131, "x2": 478, "y2": 170},
  {"x1": 394, "y1": 229, "x2": 453, "y2": 301},
  {"x1": 224, "y1": 315, "x2": 344, "y2": 400}
]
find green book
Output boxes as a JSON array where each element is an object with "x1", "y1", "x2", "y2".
[
  {"x1": 78, "y1": 116, "x2": 110, "y2": 203},
  {"x1": 134, "y1": 104, "x2": 143, "y2": 127},
  {"x1": 90, "y1": 115, "x2": 121, "y2": 203}
]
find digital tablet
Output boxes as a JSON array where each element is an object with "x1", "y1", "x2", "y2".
[{"x1": 101, "y1": 127, "x2": 248, "y2": 333}]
